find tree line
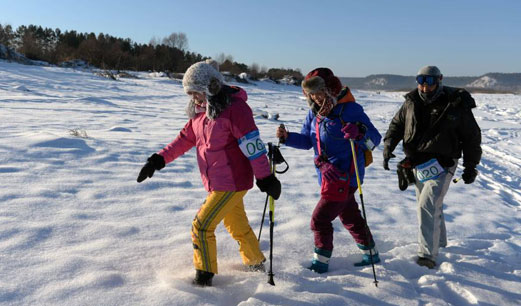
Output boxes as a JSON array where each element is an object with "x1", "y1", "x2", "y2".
[{"x1": 0, "y1": 23, "x2": 303, "y2": 81}]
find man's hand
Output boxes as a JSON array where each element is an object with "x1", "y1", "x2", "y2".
[
  {"x1": 383, "y1": 146, "x2": 396, "y2": 170},
  {"x1": 462, "y1": 167, "x2": 478, "y2": 184}
]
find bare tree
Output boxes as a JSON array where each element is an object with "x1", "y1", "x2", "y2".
[
  {"x1": 149, "y1": 36, "x2": 160, "y2": 47},
  {"x1": 215, "y1": 52, "x2": 233, "y2": 64},
  {"x1": 260, "y1": 66, "x2": 268, "y2": 76},
  {"x1": 162, "y1": 32, "x2": 188, "y2": 50},
  {"x1": 250, "y1": 62, "x2": 260, "y2": 79}
]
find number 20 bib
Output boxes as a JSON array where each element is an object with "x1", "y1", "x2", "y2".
[{"x1": 415, "y1": 158, "x2": 446, "y2": 183}]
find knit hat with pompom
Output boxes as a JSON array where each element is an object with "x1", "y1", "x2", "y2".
[{"x1": 182, "y1": 59, "x2": 224, "y2": 96}]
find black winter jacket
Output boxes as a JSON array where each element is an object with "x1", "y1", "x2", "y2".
[{"x1": 384, "y1": 86, "x2": 482, "y2": 169}]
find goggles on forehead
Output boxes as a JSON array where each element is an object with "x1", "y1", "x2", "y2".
[{"x1": 416, "y1": 75, "x2": 439, "y2": 86}]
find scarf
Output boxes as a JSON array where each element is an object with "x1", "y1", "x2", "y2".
[
  {"x1": 419, "y1": 83, "x2": 444, "y2": 104},
  {"x1": 317, "y1": 94, "x2": 336, "y2": 118}
]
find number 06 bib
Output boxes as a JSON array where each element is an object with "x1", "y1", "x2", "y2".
[
  {"x1": 238, "y1": 130, "x2": 267, "y2": 160},
  {"x1": 415, "y1": 158, "x2": 446, "y2": 183}
]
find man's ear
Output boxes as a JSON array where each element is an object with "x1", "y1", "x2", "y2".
[{"x1": 439, "y1": 75, "x2": 443, "y2": 81}]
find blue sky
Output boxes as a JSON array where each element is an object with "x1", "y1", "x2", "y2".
[{"x1": 2, "y1": 0, "x2": 520, "y2": 77}]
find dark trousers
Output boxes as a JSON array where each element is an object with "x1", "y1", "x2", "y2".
[{"x1": 310, "y1": 186, "x2": 372, "y2": 251}]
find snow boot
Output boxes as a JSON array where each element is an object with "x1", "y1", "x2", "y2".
[
  {"x1": 308, "y1": 247, "x2": 332, "y2": 273},
  {"x1": 192, "y1": 269, "x2": 214, "y2": 287},
  {"x1": 248, "y1": 259, "x2": 266, "y2": 272},
  {"x1": 354, "y1": 242, "x2": 380, "y2": 267},
  {"x1": 416, "y1": 257, "x2": 436, "y2": 269}
]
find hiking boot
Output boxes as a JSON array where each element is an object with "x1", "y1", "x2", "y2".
[
  {"x1": 354, "y1": 252, "x2": 381, "y2": 267},
  {"x1": 355, "y1": 241, "x2": 380, "y2": 267},
  {"x1": 416, "y1": 257, "x2": 436, "y2": 269},
  {"x1": 248, "y1": 259, "x2": 266, "y2": 272},
  {"x1": 308, "y1": 247, "x2": 332, "y2": 274},
  {"x1": 192, "y1": 269, "x2": 214, "y2": 287}
]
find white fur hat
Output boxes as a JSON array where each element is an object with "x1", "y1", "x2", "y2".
[{"x1": 182, "y1": 59, "x2": 224, "y2": 96}]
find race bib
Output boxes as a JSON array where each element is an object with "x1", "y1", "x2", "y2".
[
  {"x1": 238, "y1": 130, "x2": 267, "y2": 160},
  {"x1": 364, "y1": 138, "x2": 376, "y2": 151},
  {"x1": 416, "y1": 158, "x2": 446, "y2": 182}
]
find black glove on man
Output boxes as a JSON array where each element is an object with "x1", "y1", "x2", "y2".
[
  {"x1": 256, "y1": 174, "x2": 281, "y2": 200},
  {"x1": 462, "y1": 167, "x2": 478, "y2": 184},
  {"x1": 383, "y1": 146, "x2": 396, "y2": 170},
  {"x1": 137, "y1": 153, "x2": 165, "y2": 183},
  {"x1": 397, "y1": 158, "x2": 415, "y2": 191}
]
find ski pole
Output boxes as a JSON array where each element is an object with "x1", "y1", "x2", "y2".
[
  {"x1": 349, "y1": 139, "x2": 379, "y2": 287},
  {"x1": 267, "y1": 142, "x2": 277, "y2": 286},
  {"x1": 258, "y1": 125, "x2": 288, "y2": 242},
  {"x1": 258, "y1": 194, "x2": 269, "y2": 241},
  {"x1": 267, "y1": 124, "x2": 287, "y2": 286},
  {"x1": 452, "y1": 177, "x2": 462, "y2": 183}
]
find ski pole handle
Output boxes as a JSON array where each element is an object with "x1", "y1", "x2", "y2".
[{"x1": 453, "y1": 177, "x2": 462, "y2": 183}]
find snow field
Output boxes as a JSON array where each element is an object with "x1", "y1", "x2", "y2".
[{"x1": 1, "y1": 61, "x2": 520, "y2": 305}]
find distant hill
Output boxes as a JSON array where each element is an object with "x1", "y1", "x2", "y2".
[{"x1": 340, "y1": 73, "x2": 521, "y2": 93}]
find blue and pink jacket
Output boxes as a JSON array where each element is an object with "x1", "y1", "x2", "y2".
[
  {"x1": 158, "y1": 88, "x2": 271, "y2": 192},
  {"x1": 285, "y1": 88, "x2": 382, "y2": 187}
]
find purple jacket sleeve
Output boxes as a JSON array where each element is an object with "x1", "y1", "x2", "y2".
[
  {"x1": 230, "y1": 100, "x2": 271, "y2": 180},
  {"x1": 158, "y1": 120, "x2": 196, "y2": 164}
]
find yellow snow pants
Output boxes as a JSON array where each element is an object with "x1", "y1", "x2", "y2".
[{"x1": 191, "y1": 190, "x2": 265, "y2": 274}]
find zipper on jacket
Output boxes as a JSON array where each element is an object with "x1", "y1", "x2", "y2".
[
  {"x1": 417, "y1": 101, "x2": 452, "y2": 147},
  {"x1": 202, "y1": 117, "x2": 210, "y2": 185}
]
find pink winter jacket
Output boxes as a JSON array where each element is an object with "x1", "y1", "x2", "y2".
[{"x1": 158, "y1": 88, "x2": 272, "y2": 192}]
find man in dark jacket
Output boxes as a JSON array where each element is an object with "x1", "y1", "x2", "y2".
[{"x1": 383, "y1": 65, "x2": 482, "y2": 269}]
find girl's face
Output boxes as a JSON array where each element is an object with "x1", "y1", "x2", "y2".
[
  {"x1": 308, "y1": 89, "x2": 327, "y2": 106},
  {"x1": 188, "y1": 91, "x2": 207, "y2": 106}
]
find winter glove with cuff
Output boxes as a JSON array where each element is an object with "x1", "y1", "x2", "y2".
[
  {"x1": 341, "y1": 122, "x2": 365, "y2": 140},
  {"x1": 315, "y1": 156, "x2": 343, "y2": 182},
  {"x1": 397, "y1": 158, "x2": 415, "y2": 191},
  {"x1": 462, "y1": 167, "x2": 478, "y2": 184},
  {"x1": 137, "y1": 153, "x2": 165, "y2": 183},
  {"x1": 256, "y1": 174, "x2": 281, "y2": 200},
  {"x1": 383, "y1": 146, "x2": 396, "y2": 170}
]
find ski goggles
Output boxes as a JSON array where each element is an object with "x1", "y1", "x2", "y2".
[{"x1": 416, "y1": 75, "x2": 439, "y2": 86}]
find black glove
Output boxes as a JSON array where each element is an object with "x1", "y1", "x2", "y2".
[
  {"x1": 462, "y1": 167, "x2": 478, "y2": 184},
  {"x1": 256, "y1": 174, "x2": 281, "y2": 200},
  {"x1": 383, "y1": 146, "x2": 396, "y2": 170},
  {"x1": 137, "y1": 153, "x2": 165, "y2": 183},
  {"x1": 397, "y1": 158, "x2": 415, "y2": 191}
]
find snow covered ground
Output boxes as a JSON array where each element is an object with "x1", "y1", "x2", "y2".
[{"x1": 1, "y1": 61, "x2": 520, "y2": 305}]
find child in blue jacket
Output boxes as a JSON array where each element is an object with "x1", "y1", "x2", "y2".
[{"x1": 277, "y1": 68, "x2": 382, "y2": 273}]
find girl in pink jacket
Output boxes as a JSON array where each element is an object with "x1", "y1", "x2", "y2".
[{"x1": 137, "y1": 60, "x2": 281, "y2": 287}]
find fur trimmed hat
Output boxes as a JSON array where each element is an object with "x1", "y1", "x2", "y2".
[
  {"x1": 302, "y1": 68, "x2": 342, "y2": 97},
  {"x1": 302, "y1": 76, "x2": 326, "y2": 94},
  {"x1": 182, "y1": 59, "x2": 224, "y2": 96}
]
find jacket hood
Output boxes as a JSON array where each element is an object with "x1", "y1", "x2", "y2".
[{"x1": 336, "y1": 86, "x2": 356, "y2": 104}]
